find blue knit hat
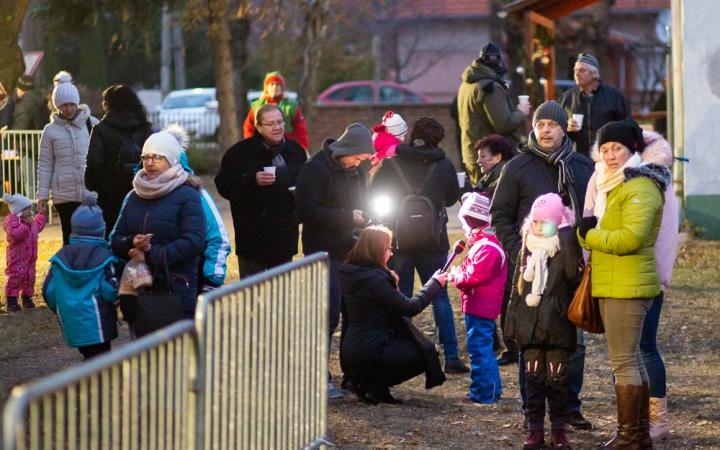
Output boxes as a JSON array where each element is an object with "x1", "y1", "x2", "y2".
[{"x1": 71, "y1": 194, "x2": 106, "y2": 237}]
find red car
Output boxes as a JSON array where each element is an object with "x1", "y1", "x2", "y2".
[{"x1": 317, "y1": 81, "x2": 434, "y2": 105}]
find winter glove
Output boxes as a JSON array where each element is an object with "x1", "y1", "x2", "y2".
[{"x1": 578, "y1": 216, "x2": 598, "y2": 240}]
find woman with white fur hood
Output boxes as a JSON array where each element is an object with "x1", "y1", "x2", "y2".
[
  {"x1": 582, "y1": 129, "x2": 678, "y2": 442},
  {"x1": 36, "y1": 71, "x2": 99, "y2": 245}
]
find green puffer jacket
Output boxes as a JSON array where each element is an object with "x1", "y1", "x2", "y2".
[{"x1": 579, "y1": 163, "x2": 671, "y2": 299}]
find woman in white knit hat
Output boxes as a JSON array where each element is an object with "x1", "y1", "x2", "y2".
[
  {"x1": 110, "y1": 128, "x2": 206, "y2": 337},
  {"x1": 36, "y1": 71, "x2": 99, "y2": 244}
]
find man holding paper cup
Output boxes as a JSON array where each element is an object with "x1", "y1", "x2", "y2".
[
  {"x1": 457, "y1": 42, "x2": 531, "y2": 186},
  {"x1": 215, "y1": 103, "x2": 307, "y2": 277},
  {"x1": 561, "y1": 53, "x2": 632, "y2": 158}
]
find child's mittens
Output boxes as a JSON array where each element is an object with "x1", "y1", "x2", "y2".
[{"x1": 525, "y1": 293, "x2": 541, "y2": 307}]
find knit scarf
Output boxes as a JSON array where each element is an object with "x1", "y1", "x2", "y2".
[
  {"x1": 594, "y1": 152, "x2": 642, "y2": 222},
  {"x1": 133, "y1": 165, "x2": 189, "y2": 199},
  {"x1": 522, "y1": 233, "x2": 561, "y2": 307},
  {"x1": 521, "y1": 134, "x2": 582, "y2": 224}
]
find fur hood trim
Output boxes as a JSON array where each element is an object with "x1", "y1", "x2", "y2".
[
  {"x1": 590, "y1": 130, "x2": 673, "y2": 168},
  {"x1": 624, "y1": 163, "x2": 672, "y2": 192}
]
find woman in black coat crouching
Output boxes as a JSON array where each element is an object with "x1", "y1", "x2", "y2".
[{"x1": 340, "y1": 225, "x2": 447, "y2": 404}]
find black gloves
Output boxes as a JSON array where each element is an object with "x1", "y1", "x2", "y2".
[{"x1": 578, "y1": 216, "x2": 598, "y2": 239}]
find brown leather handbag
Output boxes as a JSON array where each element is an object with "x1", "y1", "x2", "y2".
[{"x1": 568, "y1": 256, "x2": 605, "y2": 334}]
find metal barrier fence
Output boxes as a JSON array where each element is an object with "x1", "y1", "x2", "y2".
[
  {"x1": 148, "y1": 112, "x2": 219, "y2": 139},
  {"x1": 2, "y1": 253, "x2": 329, "y2": 450},
  {"x1": 1, "y1": 131, "x2": 42, "y2": 201}
]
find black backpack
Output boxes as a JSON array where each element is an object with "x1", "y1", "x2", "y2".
[
  {"x1": 390, "y1": 158, "x2": 444, "y2": 251},
  {"x1": 106, "y1": 125, "x2": 143, "y2": 177}
]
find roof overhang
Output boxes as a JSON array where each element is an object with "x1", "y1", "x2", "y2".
[{"x1": 504, "y1": 0, "x2": 600, "y2": 20}]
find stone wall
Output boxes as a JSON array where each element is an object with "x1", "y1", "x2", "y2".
[{"x1": 309, "y1": 103, "x2": 463, "y2": 170}]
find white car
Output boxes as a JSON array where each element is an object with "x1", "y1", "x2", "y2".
[{"x1": 158, "y1": 88, "x2": 220, "y2": 138}]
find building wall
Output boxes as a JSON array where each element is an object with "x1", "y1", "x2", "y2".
[
  {"x1": 309, "y1": 103, "x2": 462, "y2": 170},
  {"x1": 681, "y1": 0, "x2": 720, "y2": 239}
]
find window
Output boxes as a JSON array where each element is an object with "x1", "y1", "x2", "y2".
[
  {"x1": 344, "y1": 85, "x2": 373, "y2": 103},
  {"x1": 163, "y1": 95, "x2": 213, "y2": 109},
  {"x1": 404, "y1": 90, "x2": 424, "y2": 103},
  {"x1": 326, "y1": 88, "x2": 346, "y2": 100},
  {"x1": 379, "y1": 86, "x2": 405, "y2": 103}
]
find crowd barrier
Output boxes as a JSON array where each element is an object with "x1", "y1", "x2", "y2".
[
  {"x1": 0, "y1": 131, "x2": 42, "y2": 202},
  {"x1": 3, "y1": 253, "x2": 330, "y2": 450}
]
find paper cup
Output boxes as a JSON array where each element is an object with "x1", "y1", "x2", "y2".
[
  {"x1": 457, "y1": 172, "x2": 466, "y2": 188},
  {"x1": 263, "y1": 166, "x2": 276, "y2": 175},
  {"x1": 288, "y1": 186, "x2": 296, "y2": 192},
  {"x1": 572, "y1": 114, "x2": 584, "y2": 130},
  {"x1": 518, "y1": 95, "x2": 530, "y2": 105}
]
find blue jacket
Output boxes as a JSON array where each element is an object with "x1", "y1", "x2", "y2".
[
  {"x1": 111, "y1": 183, "x2": 206, "y2": 312},
  {"x1": 43, "y1": 237, "x2": 119, "y2": 348}
]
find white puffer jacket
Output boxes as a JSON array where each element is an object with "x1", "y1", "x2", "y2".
[{"x1": 37, "y1": 105, "x2": 98, "y2": 204}]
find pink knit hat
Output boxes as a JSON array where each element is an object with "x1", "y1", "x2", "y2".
[
  {"x1": 528, "y1": 193, "x2": 575, "y2": 228},
  {"x1": 458, "y1": 192, "x2": 491, "y2": 231}
]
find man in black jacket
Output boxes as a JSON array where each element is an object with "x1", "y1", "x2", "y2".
[
  {"x1": 490, "y1": 101, "x2": 595, "y2": 432},
  {"x1": 295, "y1": 122, "x2": 375, "y2": 399},
  {"x1": 215, "y1": 104, "x2": 307, "y2": 276},
  {"x1": 560, "y1": 53, "x2": 632, "y2": 159},
  {"x1": 370, "y1": 117, "x2": 469, "y2": 374}
]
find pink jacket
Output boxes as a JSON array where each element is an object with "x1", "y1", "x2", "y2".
[
  {"x1": 584, "y1": 130, "x2": 678, "y2": 290},
  {"x1": 4, "y1": 213, "x2": 46, "y2": 277},
  {"x1": 451, "y1": 226, "x2": 507, "y2": 319},
  {"x1": 370, "y1": 131, "x2": 401, "y2": 175}
]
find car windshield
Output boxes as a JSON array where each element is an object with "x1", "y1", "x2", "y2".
[{"x1": 163, "y1": 94, "x2": 212, "y2": 109}]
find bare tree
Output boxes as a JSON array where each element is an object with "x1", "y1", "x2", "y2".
[
  {"x1": 0, "y1": 0, "x2": 32, "y2": 90},
  {"x1": 206, "y1": 0, "x2": 240, "y2": 149}
]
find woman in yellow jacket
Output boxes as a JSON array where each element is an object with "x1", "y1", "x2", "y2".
[{"x1": 577, "y1": 119, "x2": 670, "y2": 450}]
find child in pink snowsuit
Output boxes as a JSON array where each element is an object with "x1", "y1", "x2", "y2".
[
  {"x1": 370, "y1": 111, "x2": 407, "y2": 175},
  {"x1": 3, "y1": 193, "x2": 46, "y2": 311},
  {"x1": 449, "y1": 192, "x2": 507, "y2": 404}
]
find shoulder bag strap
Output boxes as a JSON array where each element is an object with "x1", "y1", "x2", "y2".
[
  {"x1": 418, "y1": 161, "x2": 439, "y2": 193},
  {"x1": 151, "y1": 247, "x2": 175, "y2": 294}
]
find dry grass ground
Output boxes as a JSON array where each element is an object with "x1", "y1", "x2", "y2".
[{"x1": 1, "y1": 220, "x2": 718, "y2": 449}]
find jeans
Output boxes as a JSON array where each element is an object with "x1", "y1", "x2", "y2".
[
  {"x1": 640, "y1": 292, "x2": 666, "y2": 398},
  {"x1": 465, "y1": 314, "x2": 502, "y2": 403},
  {"x1": 390, "y1": 252, "x2": 459, "y2": 361},
  {"x1": 520, "y1": 328, "x2": 585, "y2": 413}
]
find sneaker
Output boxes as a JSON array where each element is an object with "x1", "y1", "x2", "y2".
[
  {"x1": 461, "y1": 394, "x2": 479, "y2": 404},
  {"x1": 523, "y1": 430, "x2": 545, "y2": 450},
  {"x1": 551, "y1": 428, "x2": 572, "y2": 449},
  {"x1": 21, "y1": 296, "x2": 35, "y2": 309},
  {"x1": 5, "y1": 297, "x2": 21, "y2": 312},
  {"x1": 327, "y1": 383, "x2": 344, "y2": 399},
  {"x1": 567, "y1": 411, "x2": 592, "y2": 430},
  {"x1": 444, "y1": 359, "x2": 470, "y2": 374}
]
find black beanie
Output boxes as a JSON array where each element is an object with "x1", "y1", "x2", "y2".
[
  {"x1": 16, "y1": 75, "x2": 34, "y2": 91},
  {"x1": 478, "y1": 42, "x2": 508, "y2": 77},
  {"x1": 532, "y1": 101, "x2": 568, "y2": 132},
  {"x1": 596, "y1": 118, "x2": 645, "y2": 153}
]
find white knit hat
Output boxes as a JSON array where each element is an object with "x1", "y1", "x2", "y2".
[
  {"x1": 142, "y1": 131, "x2": 183, "y2": 166},
  {"x1": 3, "y1": 193, "x2": 32, "y2": 216},
  {"x1": 380, "y1": 111, "x2": 407, "y2": 140},
  {"x1": 52, "y1": 71, "x2": 80, "y2": 108},
  {"x1": 458, "y1": 192, "x2": 491, "y2": 231}
]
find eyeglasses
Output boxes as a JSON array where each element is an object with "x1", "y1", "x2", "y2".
[
  {"x1": 140, "y1": 154, "x2": 166, "y2": 162},
  {"x1": 258, "y1": 120, "x2": 285, "y2": 129},
  {"x1": 534, "y1": 121, "x2": 560, "y2": 131}
]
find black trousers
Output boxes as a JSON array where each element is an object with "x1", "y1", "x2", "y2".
[
  {"x1": 238, "y1": 254, "x2": 293, "y2": 278},
  {"x1": 55, "y1": 202, "x2": 81, "y2": 246},
  {"x1": 524, "y1": 346, "x2": 570, "y2": 431},
  {"x1": 78, "y1": 342, "x2": 112, "y2": 361}
]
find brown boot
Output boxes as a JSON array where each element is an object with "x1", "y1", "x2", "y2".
[
  {"x1": 637, "y1": 381, "x2": 653, "y2": 449},
  {"x1": 523, "y1": 430, "x2": 545, "y2": 450},
  {"x1": 602, "y1": 384, "x2": 642, "y2": 450}
]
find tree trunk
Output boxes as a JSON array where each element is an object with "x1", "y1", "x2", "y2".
[
  {"x1": 0, "y1": 0, "x2": 32, "y2": 91},
  {"x1": 589, "y1": 0, "x2": 613, "y2": 61},
  {"x1": 295, "y1": 0, "x2": 330, "y2": 138},
  {"x1": 206, "y1": 0, "x2": 240, "y2": 150},
  {"x1": 227, "y1": 0, "x2": 252, "y2": 127}
]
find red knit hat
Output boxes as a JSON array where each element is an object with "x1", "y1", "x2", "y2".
[{"x1": 264, "y1": 71, "x2": 285, "y2": 92}]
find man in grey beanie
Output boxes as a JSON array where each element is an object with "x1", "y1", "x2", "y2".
[
  {"x1": 561, "y1": 53, "x2": 632, "y2": 158},
  {"x1": 490, "y1": 100, "x2": 595, "y2": 439},
  {"x1": 295, "y1": 122, "x2": 375, "y2": 399}
]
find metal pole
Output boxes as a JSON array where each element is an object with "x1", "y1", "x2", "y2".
[
  {"x1": 172, "y1": 13, "x2": 187, "y2": 90},
  {"x1": 671, "y1": 0, "x2": 684, "y2": 219},
  {"x1": 161, "y1": 3, "x2": 172, "y2": 97},
  {"x1": 372, "y1": 35, "x2": 381, "y2": 83}
]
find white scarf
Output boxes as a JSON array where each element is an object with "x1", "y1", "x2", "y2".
[
  {"x1": 594, "y1": 152, "x2": 642, "y2": 222},
  {"x1": 132, "y1": 165, "x2": 189, "y2": 199},
  {"x1": 523, "y1": 233, "x2": 561, "y2": 307}
]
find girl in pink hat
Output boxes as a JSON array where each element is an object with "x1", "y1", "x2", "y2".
[{"x1": 370, "y1": 111, "x2": 407, "y2": 175}]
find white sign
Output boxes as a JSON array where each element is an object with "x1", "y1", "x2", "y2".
[{"x1": 23, "y1": 52, "x2": 44, "y2": 76}]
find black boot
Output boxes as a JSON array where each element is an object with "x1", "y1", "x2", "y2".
[
  {"x1": 21, "y1": 296, "x2": 35, "y2": 309},
  {"x1": 5, "y1": 297, "x2": 21, "y2": 312}
]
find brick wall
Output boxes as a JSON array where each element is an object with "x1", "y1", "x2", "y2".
[{"x1": 309, "y1": 103, "x2": 463, "y2": 170}]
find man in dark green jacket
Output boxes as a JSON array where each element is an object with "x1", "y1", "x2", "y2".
[
  {"x1": 457, "y1": 43, "x2": 531, "y2": 185},
  {"x1": 12, "y1": 75, "x2": 49, "y2": 131}
]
